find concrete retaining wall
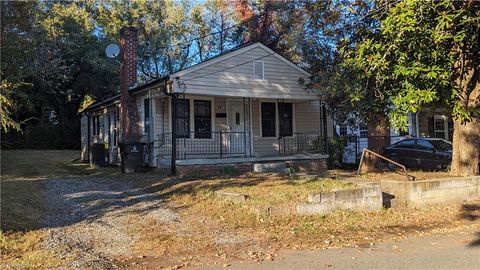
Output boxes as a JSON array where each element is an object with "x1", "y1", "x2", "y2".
[
  {"x1": 381, "y1": 176, "x2": 480, "y2": 208},
  {"x1": 296, "y1": 184, "x2": 383, "y2": 215}
]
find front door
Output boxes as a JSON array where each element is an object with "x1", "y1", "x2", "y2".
[{"x1": 228, "y1": 101, "x2": 246, "y2": 155}]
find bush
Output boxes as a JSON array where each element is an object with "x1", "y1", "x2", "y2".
[
  {"x1": 327, "y1": 136, "x2": 347, "y2": 169},
  {"x1": 23, "y1": 122, "x2": 63, "y2": 149}
]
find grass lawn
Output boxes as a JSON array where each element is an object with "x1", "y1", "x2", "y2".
[
  {"x1": 1, "y1": 150, "x2": 478, "y2": 269},
  {"x1": 221, "y1": 175, "x2": 355, "y2": 206}
]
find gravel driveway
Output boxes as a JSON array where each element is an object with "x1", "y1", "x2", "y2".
[{"x1": 40, "y1": 176, "x2": 179, "y2": 269}]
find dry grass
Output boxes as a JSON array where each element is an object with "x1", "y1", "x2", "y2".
[
  {"x1": 0, "y1": 230, "x2": 61, "y2": 270},
  {"x1": 327, "y1": 169, "x2": 452, "y2": 181},
  {"x1": 131, "y1": 173, "x2": 480, "y2": 268},
  {"x1": 1, "y1": 150, "x2": 89, "y2": 269},
  {"x1": 221, "y1": 176, "x2": 355, "y2": 206}
]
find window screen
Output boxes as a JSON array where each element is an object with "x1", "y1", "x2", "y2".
[
  {"x1": 359, "y1": 123, "x2": 368, "y2": 138},
  {"x1": 194, "y1": 100, "x2": 211, "y2": 138},
  {"x1": 175, "y1": 99, "x2": 190, "y2": 138},
  {"x1": 278, "y1": 103, "x2": 293, "y2": 137},
  {"x1": 261, "y1": 102, "x2": 276, "y2": 137},
  {"x1": 254, "y1": 61, "x2": 264, "y2": 80}
]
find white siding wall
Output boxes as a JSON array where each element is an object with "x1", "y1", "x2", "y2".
[
  {"x1": 80, "y1": 115, "x2": 88, "y2": 162},
  {"x1": 172, "y1": 45, "x2": 317, "y2": 100},
  {"x1": 251, "y1": 99, "x2": 324, "y2": 157}
]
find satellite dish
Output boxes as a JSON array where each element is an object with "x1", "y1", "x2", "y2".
[{"x1": 105, "y1": 44, "x2": 120, "y2": 58}]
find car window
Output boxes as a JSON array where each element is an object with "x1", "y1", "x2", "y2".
[
  {"x1": 430, "y1": 140, "x2": 452, "y2": 151},
  {"x1": 395, "y1": 139, "x2": 415, "y2": 149},
  {"x1": 416, "y1": 140, "x2": 434, "y2": 150}
]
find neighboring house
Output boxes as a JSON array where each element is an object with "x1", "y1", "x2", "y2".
[
  {"x1": 335, "y1": 110, "x2": 453, "y2": 164},
  {"x1": 81, "y1": 40, "x2": 334, "y2": 174}
]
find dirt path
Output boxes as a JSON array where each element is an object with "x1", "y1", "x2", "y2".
[{"x1": 39, "y1": 177, "x2": 179, "y2": 269}]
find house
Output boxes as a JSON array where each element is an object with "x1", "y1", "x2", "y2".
[
  {"x1": 335, "y1": 109, "x2": 453, "y2": 164},
  {"x1": 81, "y1": 27, "x2": 333, "y2": 175}
]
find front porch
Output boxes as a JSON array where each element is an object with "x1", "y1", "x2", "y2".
[{"x1": 143, "y1": 93, "x2": 329, "y2": 170}]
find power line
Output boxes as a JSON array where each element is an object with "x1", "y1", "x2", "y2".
[{"x1": 180, "y1": 52, "x2": 276, "y2": 83}]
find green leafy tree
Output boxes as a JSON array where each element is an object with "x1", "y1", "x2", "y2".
[{"x1": 333, "y1": 0, "x2": 479, "y2": 175}]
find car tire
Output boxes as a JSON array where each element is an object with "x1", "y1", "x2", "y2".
[{"x1": 386, "y1": 157, "x2": 400, "y2": 171}]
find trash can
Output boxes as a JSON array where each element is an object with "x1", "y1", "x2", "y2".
[
  {"x1": 119, "y1": 142, "x2": 145, "y2": 173},
  {"x1": 91, "y1": 143, "x2": 108, "y2": 167}
]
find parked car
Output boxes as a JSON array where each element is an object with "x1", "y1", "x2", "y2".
[{"x1": 383, "y1": 138, "x2": 452, "y2": 171}]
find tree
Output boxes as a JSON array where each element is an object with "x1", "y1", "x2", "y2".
[{"x1": 333, "y1": 0, "x2": 479, "y2": 175}]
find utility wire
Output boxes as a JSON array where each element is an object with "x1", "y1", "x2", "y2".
[{"x1": 180, "y1": 52, "x2": 276, "y2": 83}]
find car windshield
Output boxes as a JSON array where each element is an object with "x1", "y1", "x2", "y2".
[{"x1": 430, "y1": 140, "x2": 452, "y2": 151}]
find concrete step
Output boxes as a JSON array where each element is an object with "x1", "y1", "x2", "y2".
[{"x1": 254, "y1": 162, "x2": 290, "y2": 173}]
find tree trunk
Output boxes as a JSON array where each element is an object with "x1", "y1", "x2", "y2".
[{"x1": 450, "y1": 118, "x2": 480, "y2": 176}]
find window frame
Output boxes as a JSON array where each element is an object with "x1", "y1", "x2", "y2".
[
  {"x1": 193, "y1": 99, "x2": 212, "y2": 139},
  {"x1": 259, "y1": 100, "x2": 295, "y2": 138},
  {"x1": 253, "y1": 60, "x2": 264, "y2": 80},
  {"x1": 278, "y1": 102, "x2": 293, "y2": 137},
  {"x1": 339, "y1": 125, "x2": 348, "y2": 136},
  {"x1": 143, "y1": 98, "x2": 150, "y2": 135},
  {"x1": 174, "y1": 98, "x2": 190, "y2": 138},
  {"x1": 172, "y1": 96, "x2": 215, "y2": 139},
  {"x1": 260, "y1": 102, "x2": 276, "y2": 138}
]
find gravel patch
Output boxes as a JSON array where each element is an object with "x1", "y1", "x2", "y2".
[{"x1": 40, "y1": 176, "x2": 177, "y2": 269}]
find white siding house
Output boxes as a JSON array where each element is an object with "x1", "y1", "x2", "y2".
[{"x1": 81, "y1": 42, "x2": 333, "y2": 170}]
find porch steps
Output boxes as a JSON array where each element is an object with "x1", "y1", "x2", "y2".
[{"x1": 254, "y1": 162, "x2": 290, "y2": 174}]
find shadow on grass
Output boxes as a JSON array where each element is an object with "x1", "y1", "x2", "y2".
[{"x1": 0, "y1": 171, "x2": 287, "y2": 232}]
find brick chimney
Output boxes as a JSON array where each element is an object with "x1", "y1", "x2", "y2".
[{"x1": 119, "y1": 27, "x2": 140, "y2": 143}]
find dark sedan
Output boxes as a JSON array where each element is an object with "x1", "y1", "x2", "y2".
[{"x1": 383, "y1": 138, "x2": 452, "y2": 171}]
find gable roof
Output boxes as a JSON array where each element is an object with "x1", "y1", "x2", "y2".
[
  {"x1": 129, "y1": 42, "x2": 311, "y2": 94},
  {"x1": 84, "y1": 42, "x2": 313, "y2": 112}
]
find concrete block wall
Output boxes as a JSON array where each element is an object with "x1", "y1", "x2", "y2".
[
  {"x1": 381, "y1": 176, "x2": 480, "y2": 208},
  {"x1": 296, "y1": 184, "x2": 383, "y2": 215}
]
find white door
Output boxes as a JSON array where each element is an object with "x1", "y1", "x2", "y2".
[{"x1": 228, "y1": 101, "x2": 246, "y2": 155}]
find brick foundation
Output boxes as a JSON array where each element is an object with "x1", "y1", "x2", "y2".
[
  {"x1": 176, "y1": 158, "x2": 328, "y2": 177},
  {"x1": 285, "y1": 159, "x2": 327, "y2": 174}
]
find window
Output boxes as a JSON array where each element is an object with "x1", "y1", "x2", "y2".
[
  {"x1": 430, "y1": 139, "x2": 452, "y2": 152},
  {"x1": 144, "y1": 98, "x2": 150, "y2": 134},
  {"x1": 254, "y1": 61, "x2": 264, "y2": 80},
  {"x1": 416, "y1": 140, "x2": 434, "y2": 151},
  {"x1": 359, "y1": 123, "x2": 368, "y2": 138},
  {"x1": 396, "y1": 139, "x2": 415, "y2": 149},
  {"x1": 92, "y1": 115, "x2": 100, "y2": 136},
  {"x1": 175, "y1": 99, "x2": 190, "y2": 138},
  {"x1": 112, "y1": 111, "x2": 117, "y2": 146},
  {"x1": 278, "y1": 103, "x2": 293, "y2": 137},
  {"x1": 339, "y1": 125, "x2": 348, "y2": 136},
  {"x1": 261, "y1": 102, "x2": 276, "y2": 137},
  {"x1": 194, "y1": 100, "x2": 211, "y2": 138},
  {"x1": 92, "y1": 116, "x2": 96, "y2": 136},
  {"x1": 434, "y1": 117, "x2": 446, "y2": 139}
]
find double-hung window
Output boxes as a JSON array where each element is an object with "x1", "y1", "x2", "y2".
[
  {"x1": 194, "y1": 100, "x2": 211, "y2": 138},
  {"x1": 175, "y1": 99, "x2": 213, "y2": 139},
  {"x1": 261, "y1": 102, "x2": 276, "y2": 137},
  {"x1": 92, "y1": 115, "x2": 100, "y2": 136},
  {"x1": 278, "y1": 103, "x2": 293, "y2": 137},
  {"x1": 175, "y1": 99, "x2": 190, "y2": 138}
]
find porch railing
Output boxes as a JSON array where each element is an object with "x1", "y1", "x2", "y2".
[
  {"x1": 278, "y1": 132, "x2": 326, "y2": 156},
  {"x1": 155, "y1": 131, "x2": 247, "y2": 160}
]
